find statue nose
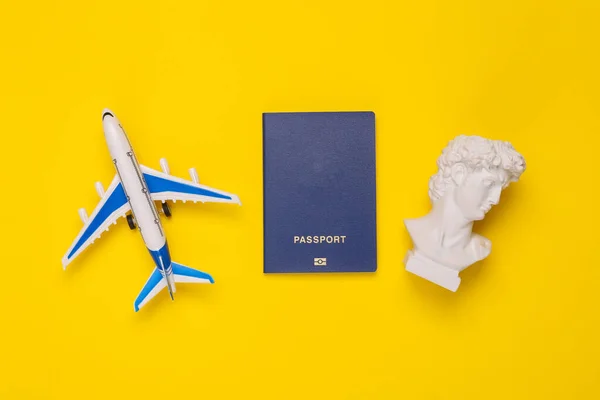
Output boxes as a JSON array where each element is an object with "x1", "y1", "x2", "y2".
[{"x1": 490, "y1": 187, "x2": 501, "y2": 204}]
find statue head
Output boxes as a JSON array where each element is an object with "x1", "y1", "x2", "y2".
[{"x1": 428, "y1": 135, "x2": 526, "y2": 221}]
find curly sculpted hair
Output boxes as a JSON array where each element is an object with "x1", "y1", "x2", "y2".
[{"x1": 428, "y1": 135, "x2": 526, "y2": 202}]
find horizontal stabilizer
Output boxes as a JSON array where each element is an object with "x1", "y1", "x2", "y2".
[
  {"x1": 172, "y1": 262, "x2": 214, "y2": 284},
  {"x1": 134, "y1": 268, "x2": 166, "y2": 312},
  {"x1": 133, "y1": 263, "x2": 214, "y2": 312}
]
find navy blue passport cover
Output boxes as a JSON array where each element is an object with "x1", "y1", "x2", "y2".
[{"x1": 263, "y1": 112, "x2": 377, "y2": 273}]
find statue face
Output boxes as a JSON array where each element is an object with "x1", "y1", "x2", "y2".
[{"x1": 454, "y1": 168, "x2": 506, "y2": 221}]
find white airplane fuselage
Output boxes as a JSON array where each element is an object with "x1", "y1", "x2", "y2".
[{"x1": 102, "y1": 110, "x2": 175, "y2": 292}]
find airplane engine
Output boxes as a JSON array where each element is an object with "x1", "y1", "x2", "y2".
[
  {"x1": 159, "y1": 158, "x2": 170, "y2": 175},
  {"x1": 158, "y1": 158, "x2": 172, "y2": 217},
  {"x1": 189, "y1": 168, "x2": 199, "y2": 184},
  {"x1": 95, "y1": 181, "x2": 105, "y2": 197},
  {"x1": 78, "y1": 208, "x2": 88, "y2": 223}
]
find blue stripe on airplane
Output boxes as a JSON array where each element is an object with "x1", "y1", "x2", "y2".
[
  {"x1": 143, "y1": 173, "x2": 232, "y2": 200},
  {"x1": 67, "y1": 183, "x2": 128, "y2": 259},
  {"x1": 148, "y1": 242, "x2": 172, "y2": 271}
]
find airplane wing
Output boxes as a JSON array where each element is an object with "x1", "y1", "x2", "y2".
[
  {"x1": 62, "y1": 174, "x2": 131, "y2": 269},
  {"x1": 140, "y1": 165, "x2": 241, "y2": 205}
]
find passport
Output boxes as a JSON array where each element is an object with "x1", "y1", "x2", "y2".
[{"x1": 262, "y1": 112, "x2": 377, "y2": 273}]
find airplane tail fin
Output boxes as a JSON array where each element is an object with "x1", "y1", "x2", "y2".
[{"x1": 133, "y1": 263, "x2": 214, "y2": 312}]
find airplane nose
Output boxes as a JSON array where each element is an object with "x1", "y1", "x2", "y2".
[
  {"x1": 101, "y1": 108, "x2": 119, "y2": 138},
  {"x1": 102, "y1": 108, "x2": 114, "y2": 120}
]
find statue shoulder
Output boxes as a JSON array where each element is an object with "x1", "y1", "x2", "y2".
[
  {"x1": 404, "y1": 217, "x2": 427, "y2": 239},
  {"x1": 470, "y1": 233, "x2": 492, "y2": 261},
  {"x1": 403, "y1": 217, "x2": 417, "y2": 233}
]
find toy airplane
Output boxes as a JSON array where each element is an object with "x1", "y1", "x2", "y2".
[{"x1": 62, "y1": 109, "x2": 241, "y2": 311}]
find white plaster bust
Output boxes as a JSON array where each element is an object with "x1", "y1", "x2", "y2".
[{"x1": 404, "y1": 135, "x2": 526, "y2": 291}]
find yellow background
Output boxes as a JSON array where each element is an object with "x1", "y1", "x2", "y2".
[{"x1": 1, "y1": 0, "x2": 599, "y2": 398}]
